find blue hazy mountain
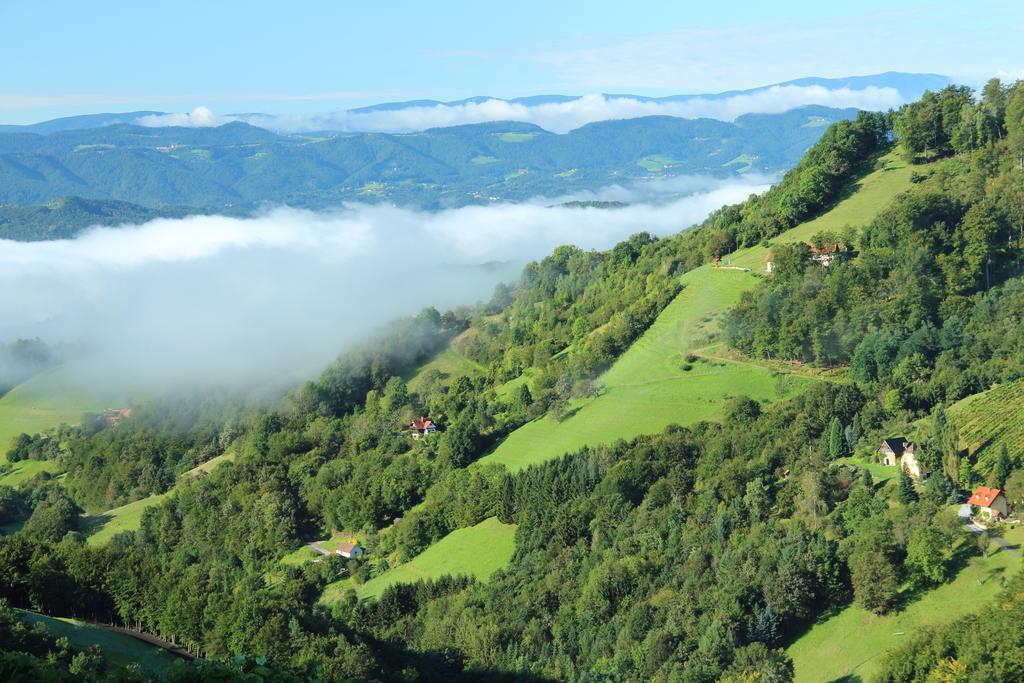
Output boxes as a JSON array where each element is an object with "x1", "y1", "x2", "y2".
[
  {"x1": 0, "y1": 106, "x2": 858, "y2": 226},
  {"x1": 0, "y1": 72, "x2": 949, "y2": 136}
]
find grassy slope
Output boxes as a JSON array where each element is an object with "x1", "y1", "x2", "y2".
[
  {"x1": 480, "y1": 152, "x2": 914, "y2": 473},
  {"x1": 19, "y1": 610, "x2": 178, "y2": 673},
  {"x1": 82, "y1": 449, "x2": 236, "y2": 545},
  {"x1": 321, "y1": 517, "x2": 516, "y2": 603},
  {"x1": 406, "y1": 346, "x2": 484, "y2": 392},
  {"x1": 0, "y1": 369, "x2": 115, "y2": 487},
  {"x1": 82, "y1": 492, "x2": 171, "y2": 546},
  {"x1": 788, "y1": 525, "x2": 1023, "y2": 682}
]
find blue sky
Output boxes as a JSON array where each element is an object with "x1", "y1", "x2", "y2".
[{"x1": 2, "y1": 0, "x2": 1022, "y2": 124}]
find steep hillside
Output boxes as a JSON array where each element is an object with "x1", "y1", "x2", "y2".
[
  {"x1": 946, "y1": 379, "x2": 1024, "y2": 471},
  {"x1": 481, "y1": 150, "x2": 916, "y2": 471}
]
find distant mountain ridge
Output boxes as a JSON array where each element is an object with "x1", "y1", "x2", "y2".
[
  {"x1": 353, "y1": 71, "x2": 951, "y2": 113},
  {"x1": 0, "y1": 106, "x2": 857, "y2": 223},
  {"x1": 0, "y1": 72, "x2": 950, "y2": 136}
]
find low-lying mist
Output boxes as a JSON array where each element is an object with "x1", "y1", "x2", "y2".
[{"x1": 0, "y1": 176, "x2": 768, "y2": 395}]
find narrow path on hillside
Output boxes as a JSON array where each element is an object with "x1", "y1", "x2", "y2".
[
  {"x1": 307, "y1": 541, "x2": 330, "y2": 556},
  {"x1": 958, "y1": 504, "x2": 1020, "y2": 555}
]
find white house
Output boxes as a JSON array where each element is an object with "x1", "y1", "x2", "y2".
[
  {"x1": 410, "y1": 417, "x2": 437, "y2": 439},
  {"x1": 968, "y1": 486, "x2": 1009, "y2": 519},
  {"x1": 335, "y1": 542, "x2": 364, "y2": 559}
]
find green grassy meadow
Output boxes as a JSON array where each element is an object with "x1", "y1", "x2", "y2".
[
  {"x1": 834, "y1": 456, "x2": 900, "y2": 483},
  {"x1": 478, "y1": 151, "x2": 917, "y2": 473},
  {"x1": 788, "y1": 525, "x2": 1023, "y2": 682},
  {"x1": 480, "y1": 266, "x2": 810, "y2": 471},
  {"x1": 82, "y1": 492, "x2": 170, "y2": 546},
  {"x1": 728, "y1": 151, "x2": 915, "y2": 271},
  {"x1": 19, "y1": 610, "x2": 178, "y2": 673},
  {"x1": 321, "y1": 517, "x2": 516, "y2": 603},
  {"x1": 82, "y1": 452, "x2": 236, "y2": 545},
  {"x1": 406, "y1": 347, "x2": 484, "y2": 392},
  {"x1": 0, "y1": 369, "x2": 112, "y2": 460}
]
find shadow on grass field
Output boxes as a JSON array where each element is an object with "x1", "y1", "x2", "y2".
[{"x1": 788, "y1": 526, "x2": 1024, "y2": 682}]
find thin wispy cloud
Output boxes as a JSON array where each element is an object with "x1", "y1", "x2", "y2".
[
  {"x1": 531, "y1": 8, "x2": 1018, "y2": 90},
  {"x1": 136, "y1": 86, "x2": 901, "y2": 134}
]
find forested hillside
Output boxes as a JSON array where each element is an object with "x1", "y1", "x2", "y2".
[
  {"x1": 2, "y1": 81, "x2": 1024, "y2": 681},
  {"x1": 0, "y1": 106, "x2": 855, "y2": 229}
]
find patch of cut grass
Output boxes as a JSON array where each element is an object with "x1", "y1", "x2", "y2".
[
  {"x1": 83, "y1": 450, "x2": 235, "y2": 545},
  {"x1": 482, "y1": 268, "x2": 811, "y2": 471},
  {"x1": 406, "y1": 348, "x2": 484, "y2": 392},
  {"x1": 498, "y1": 132, "x2": 537, "y2": 143},
  {"x1": 0, "y1": 458, "x2": 61, "y2": 487},
  {"x1": 788, "y1": 526, "x2": 1023, "y2": 682},
  {"x1": 180, "y1": 449, "x2": 236, "y2": 479},
  {"x1": 834, "y1": 456, "x2": 899, "y2": 483},
  {"x1": 83, "y1": 492, "x2": 171, "y2": 546},
  {"x1": 321, "y1": 517, "x2": 516, "y2": 603}
]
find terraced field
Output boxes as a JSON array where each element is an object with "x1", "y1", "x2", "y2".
[{"x1": 947, "y1": 379, "x2": 1024, "y2": 471}]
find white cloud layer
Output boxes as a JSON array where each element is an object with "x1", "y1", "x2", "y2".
[
  {"x1": 135, "y1": 85, "x2": 903, "y2": 134},
  {"x1": 0, "y1": 177, "x2": 767, "y2": 391}
]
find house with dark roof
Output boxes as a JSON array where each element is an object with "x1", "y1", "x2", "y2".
[
  {"x1": 967, "y1": 486, "x2": 1008, "y2": 518},
  {"x1": 879, "y1": 438, "x2": 929, "y2": 478}
]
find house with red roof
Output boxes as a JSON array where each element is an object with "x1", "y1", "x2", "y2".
[
  {"x1": 967, "y1": 486, "x2": 1008, "y2": 519},
  {"x1": 410, "y1": 416, "x2": 437, "y2": 439},
  {"x1": 807, "y1": 242, "x2": 848, "y2": 267}
]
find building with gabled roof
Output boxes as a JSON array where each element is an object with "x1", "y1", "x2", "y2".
[
  {"x1": 335, "y1": 542, "x2": 364, "y2": 559},
  {"x1": 879, "y1": 438, "x2": 929, "y2": 478},
  {"x1": 410, "y1": 416, "x2": 437, "y2": 439},
  {"x1": 967, "y1": 486, "x2": 1008, "y2": 518}
]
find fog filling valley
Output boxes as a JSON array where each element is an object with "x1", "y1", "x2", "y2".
[{"x1": 0, "y1": 176, "x2": 768, "y2": 394}]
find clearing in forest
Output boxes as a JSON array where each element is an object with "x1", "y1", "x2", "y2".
[
  {"x1": 320, "y1": 516, "x2": 516, "y2": 603},
  {"x1": 81, "y1": 449, "x2": 236, "y2": 545},
  {"x1": 788, "y1": 525, "x2": 1023, "y2": 682}
]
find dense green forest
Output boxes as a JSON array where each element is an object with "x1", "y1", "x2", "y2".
[
  {"x1": 0, "y1": 196, "x2": 198, "y2": 241},
  {"x1": 2, "y1": 81, "x2": 1024, "y2": 681},
  {"x1": 0, "y1": 107, "x2": 855, "y2": 224}
]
